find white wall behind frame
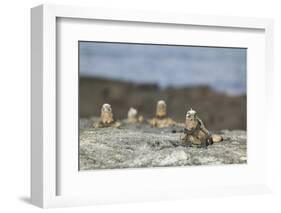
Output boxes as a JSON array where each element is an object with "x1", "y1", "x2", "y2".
[{"x1": 0, "y1": 0, "x2": 280, "y2": 212}]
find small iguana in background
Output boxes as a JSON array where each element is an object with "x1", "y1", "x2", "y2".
[
  {"x1": 126, "y1": 107, "x2": 144, "y2": 123},
  {"x1": 148, "y1": 100, "x2": 176, "y2": 128},
  {"x1": 93, "y1": 103, "x2": 121, "y2": 128}
]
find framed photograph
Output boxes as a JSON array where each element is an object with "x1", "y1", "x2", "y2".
[{"x1": 31, "y1": 4, "x2": 274, "y2": 208}]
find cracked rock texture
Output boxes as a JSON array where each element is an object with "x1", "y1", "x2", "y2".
[{"x1": 79, "y1": 118, "x2": 247, "y2": 170}]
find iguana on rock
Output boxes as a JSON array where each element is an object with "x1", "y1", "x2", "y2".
[
  {"x1": 127, "y1": 107, "x2": 144, "y2": 123},
  {"x1": 148, "y1": 100, "x2": 176, "y2": 128},
  {"x1": 93, "y1": 103, "x2": 121, "y2": 128},
  {"x1": 181, "y1": 108, "x2": 223, "y2": 148}
]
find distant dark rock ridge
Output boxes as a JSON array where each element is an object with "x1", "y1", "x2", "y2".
[
  {"x1": 79, "y1": 77, "x2": 246, "y2": 131},
  {"x1": 79, "y1": 118, "x2": 247, "y2": 170}
]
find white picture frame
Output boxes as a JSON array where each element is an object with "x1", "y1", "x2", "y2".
[{"x1": 31, "y1": 4, "x2": 274, "y2": 208}]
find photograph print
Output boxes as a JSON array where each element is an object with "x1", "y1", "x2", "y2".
[{"x1": 79, "y1": 41, "x2": 247, "y2": 170}]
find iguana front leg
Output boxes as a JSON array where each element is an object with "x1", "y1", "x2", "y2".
[
  {"x1": 197, "y1": 118, "x2": 210, "y2": 136},
  {"x1": 185, "y1": 136, "x2": 193, "y2": 147},
  {"x1": 181, "y1": 131, "x2": 192, "y2": 147}
]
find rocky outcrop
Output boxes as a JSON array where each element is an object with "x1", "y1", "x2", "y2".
[{"x1": 79, "y1": 119, "x2": 246, "y2": 170}]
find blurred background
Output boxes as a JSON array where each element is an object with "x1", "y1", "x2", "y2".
[{"x1": 79, "y1": 42, "x2": 246, "y2": 130}]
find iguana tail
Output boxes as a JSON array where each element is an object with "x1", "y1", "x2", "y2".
[{"x1": 211, "y1": 134, "x2": 223, "y2": 143}]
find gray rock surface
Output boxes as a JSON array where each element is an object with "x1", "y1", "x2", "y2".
[{"x1": 79, "y1": 118, "x2": 247, "y2": 170}]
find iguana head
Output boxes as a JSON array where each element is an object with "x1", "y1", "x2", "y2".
[
  {"x1": 101, "y1": 103, "x2": 114, "y2": 124},
  {"x1": 156, "y1": 100, "x2": 167, "y2": 118},
  {"x1": 186, "y1": 108, "x2": 197, "y2": 120}
]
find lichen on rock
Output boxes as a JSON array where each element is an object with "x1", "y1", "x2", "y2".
[{"x1": 79, "y1": 118, "x2": 247, "y2": 170}]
